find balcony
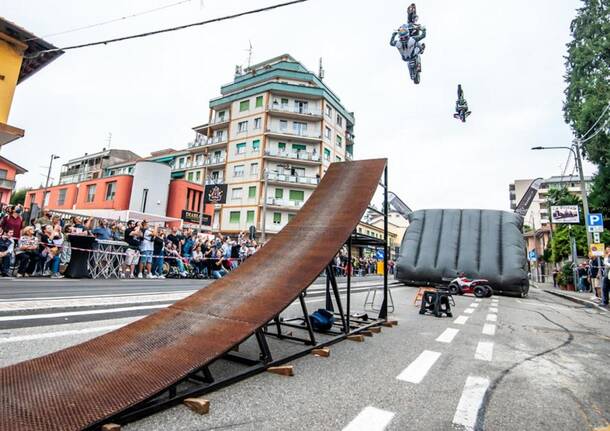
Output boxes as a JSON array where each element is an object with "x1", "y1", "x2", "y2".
[
  {"x1": 0, "y1": 178, "x2": 16, "y2": 190},
  {"x1": 205, "y1": 156, "x2": 226, "y2": 167},
  {"x1": 206, "y1": 177, "x2": 224, "y2": 185},
  {"x1": 265, "y1": 127, "x2": 322, "y2": 143},
  {"x1": 346, "y1": 131, "x2": 355, "y2": 143},
  {"x1": 264, "y1": 149, "x2": 321, "y2": 164},
  {"x1": 267, "y1": 104, "x2": 322, "y2": 120},
  {"x1": 266, "y1": 172, "x2": 319, "y2": 188},
  {"x1": 188, "y1": 133, "x2": 228, "y2": 149},
  {"x1": 264, "y1": 197, "x2": 304, "y2": 209}
]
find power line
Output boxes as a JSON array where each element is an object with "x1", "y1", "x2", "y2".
[
  {"x1": 26, "y1": 0, "x2": 195, "y2": 41},
  {"x1": 25, "y1": 0, "x2": 308, "y2": 58},
  {"x1": 580, "y1": 114, "x2": 610, "y2": 144},
  {"x1": 580, "y1": 102, "x2": 610, "y2": 140}
]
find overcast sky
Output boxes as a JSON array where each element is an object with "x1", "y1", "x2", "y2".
[{"x1": 1, "y1": 0, "x2": 594, "y2": 210}]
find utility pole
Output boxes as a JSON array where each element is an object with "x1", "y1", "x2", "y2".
[
  {"x1": 42, "y1": 154, "x2": 60, "y2": 210},
  {"x1": 573, "y1": 139, "x2": 592, "y2": 250}
]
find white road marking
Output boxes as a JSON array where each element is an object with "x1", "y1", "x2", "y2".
[
  {"x1": 486, "y1": 314, "x2": 497, "y2": 322},
  {"x1": 516, "y1": 299, "x2": 523, "y2": 304},
  {"x1": 454, "y1": 315, "x2": 469, "y2": 325},
  {"x1": 342, "y1": 406, "x2": 395, "y2": 431},
  {"x1": 0, "y1": 304, "x2": 169, "y2": 322},
  {"x1": 475, "y1": 298, "x2": 482, "y2": 302},
  {"x1": 0, "y1": 325, "x2": 123, "y2": 344},
  {"x1": 453, "y1": 376, "x2": 490, "y2": 430},
  {"x1": 396, "y1": 350, "x2": 441, "y2": 384},
  {"x1": 489, "y1": 307, "x2": 498, "y2": 313},
  {"x1": 482, "y1": 324, "x2": 496, "y2": 336},
  {"x1": 464, "y1": 308, "x2": 475, "y2": 314},
  {"x1": 491, "y1": 299, "x2": 499, "y2": 304},
  {"x1": 474, "y1": 341, "x2": 494, "y2": 361},
  {"x1": 469, "y1": 303, "x2": 479, "y2": 308},
  {"x1": 436, "y1": 328, "x2": 459, "y2": 343}
]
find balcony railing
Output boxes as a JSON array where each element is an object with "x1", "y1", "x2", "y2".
[
  {"x1": 265, "y1": 197, "x2": 304, "y2": 208},
  {"x1": 206, "y1": 177, "x2": 224, "y2": 185},
  {"x1": 264, "y1": 149, "x2": 321, "y2": 162},
  {"x1": 265, "y1": 128, "x2": 322, "y2": 140},
  {"x1": 205, "y1": 156, "x2": 226, "y2": 165},
  {"x1": 212, "y1": 116, "x2": 229, "y2": 124},
  {"x1": 267, "y1": 172, "x2": 319, "y2": 185},
  {"x1": 0, "y1": 178, "x2": 16, "y2": 189},
  {"x1": 189, "y1": 134, "x2": 228, "y2": 148},
  {"x1": 267, "y1": 104, "x2": 322, "y2": 117}
]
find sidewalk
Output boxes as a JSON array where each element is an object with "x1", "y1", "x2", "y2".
[{"x1": 532, "y1": 281, "x2": 608, "y2": 312}]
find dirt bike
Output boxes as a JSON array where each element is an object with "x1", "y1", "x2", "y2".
[
  {"x1": 448, "y1": 273, "x2": 493, "y2": 297},
  {"x1": 408, "y1": 53, "x2": 422, "y2": 84}
]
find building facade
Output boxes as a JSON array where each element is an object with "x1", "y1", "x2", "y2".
[
  {"x1": 59, "y1": 148, "x2": 140, "y2": 184},
  {"x1": 188, "y1": 54, "x2": 355, "y2": 235},
  {"x1": 509, "y1": 175, "x2": 593, "y2": 230},
  {"x1": 0, "y1": 155, "x2": 26, "y2": 205}
]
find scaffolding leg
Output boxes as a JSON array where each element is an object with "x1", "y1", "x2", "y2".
[
  {"x1": 299, "y1": 292, "x2": 316, "y2": 345},
  {"x1": 326, "y1": 265, "x2": 348, "y2": 333}
]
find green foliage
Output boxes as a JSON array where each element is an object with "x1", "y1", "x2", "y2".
[
  {"x1": 563, "y1": 0, "x2": 610, "y2": 216},
  {"x1": 9, "y1": 188, "x2": 28, "y2": 205},
  {"x1": 561, "y1": 262, "x2": 575, "y2": 286},
  {"x1": 550, "y1": 225, "x2": 588, "y2": 262},
  {"x1": 546, "y1": 187, "x2": 581, "y2": 207}
]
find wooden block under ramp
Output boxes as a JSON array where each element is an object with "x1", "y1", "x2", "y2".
[
  {"x1": 347, "y1": 334, "x2": 365, "y2": 342},
  {"x1": 360, "y1": 330, "x2": 374, "y2": 337},
  {"x1": 267, "y1": 365, "x2": 294, "y2": 376},
  {"x1": 381, "y1": 321, "x2": 393, "y2": 328},
  {"x1": 369, "y1": 326, "x2": 381, "y2": 333},
  {"x1": 101, "y1": 424, "x2": 121, "y2": 431},
  {"x1": 183, "y1": 397, "x2": 210, "y2": 415},
  {"x1": 312, "y1": 347, "x2": 330, "y2": 357},
  {"x1": 387, "y1": 320, "x2": 398, "y2": 326}
]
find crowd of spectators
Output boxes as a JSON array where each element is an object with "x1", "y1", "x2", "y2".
[
  {"x1": 0, "y1": 204, "x2": 260, "y2": 279},
  {"x1": 333, "y1": 247, "x2": 395, "y2": 277}
]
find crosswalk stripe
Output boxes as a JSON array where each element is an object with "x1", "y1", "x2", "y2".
[
  {"x1": 453, "y1": 376, "x2": 490, "y2": 430},
  {"x1": 396, "y1": 350, "x2": 441, "y2": 384},
  {"x1": 342, "y1": 406, "x2": 395, "y2": 431},
  {"x1": 454, "y1": 315, "x2": 469, "y2": 325},
  {"x1": 474, "y1": 341, "x2": 494, "y2": 361},
  {"x1": 482, "y1": 324, "x2": 496, "y2": 336},
  {"x1": 436, "y1": 328, "x2": 459, "y2": 343}
]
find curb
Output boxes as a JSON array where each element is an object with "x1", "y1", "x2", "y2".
[{"x1": 543, "y1": 289, "x2": 608, "y2": 313}]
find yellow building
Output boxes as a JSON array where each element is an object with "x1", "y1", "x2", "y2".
[{"x1": 0, "y1": 17, "x2": 63, "y2": 147}]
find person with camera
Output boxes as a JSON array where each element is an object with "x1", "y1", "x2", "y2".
[
  {"x1": 1, "y1": 205, "x2": 24, "y2": 240},
  {"x1": 123, "y1": 220, "x2": 141, "y2": 278}
]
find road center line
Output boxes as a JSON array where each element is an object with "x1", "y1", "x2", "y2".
[
  {"x1": 396, "y1": 350, "x2": 441, "y2": 384},
  {"x1": 469, "y1": 303, "x2": 479, "y2": 308},
  {"x1": 436, "y1": 328, "x2": 460, "y2": 343},
  {"x1": 486, "y1": 314, "x2": 497, "y2": 322},
  {"x1": 453, "y1": 376, "x2": 490, "y2": 430},
  {"x1": 464, "y1": 308, "x2": 475, "y2": 314},
  {"x1": 475, "y1": 298, "x2": 482, "y2": 302},
  {"x1": 474, "y1": 341, "x2": 494, "y2": 361},
  {"x1": 0, "y1": 325, "x2": 124, "y2": 344},
  {"x1": 342, "y1": 406, "x2": 395, "y2": 431},
  {"x1": 454, "y1": 315, "x2": 469, "y2": 325},
  {"x1": 482, "y1": 324, "x2": 496, "y2": 336},
  {"x1": 489, "y1": 307, "x2": 498, "y2": 313}
]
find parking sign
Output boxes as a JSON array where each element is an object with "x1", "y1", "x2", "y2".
[{"x1": 586, "y1": 213, "x2": 604, "y2": 233}]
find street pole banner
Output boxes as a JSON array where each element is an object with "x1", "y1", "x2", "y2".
[
  {"x1": 586, "y1": 213, "x2": 604, "y2": 232},
  {"x1": 204, "y1": 184, "x2": 228, "y2": 204},
  {"x1": 550, "y1": 205, "x2": 580, "y2": 224},
  {"x1": 514, "y1": 177, "x2": 543, "y2": 217}
]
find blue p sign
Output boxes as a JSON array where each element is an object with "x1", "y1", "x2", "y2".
[{"x1": 587, "y1": 213, "x2": 603, "y2": 227}]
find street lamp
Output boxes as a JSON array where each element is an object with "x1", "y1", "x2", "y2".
[
  {"x1": 42, "y1": 154, "x2": 60, "y2": 210},
  {"x1": 531, "y1": 142, "x2": 592, "y2": 250}
]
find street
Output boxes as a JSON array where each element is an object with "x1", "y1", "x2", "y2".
[{"x1": 1, "y1": 279, "x2": 608, "y2": 430}]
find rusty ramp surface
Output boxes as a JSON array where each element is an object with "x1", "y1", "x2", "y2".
[{"x1": 0, "y1": 159, "x2": 386, "y2": 431}]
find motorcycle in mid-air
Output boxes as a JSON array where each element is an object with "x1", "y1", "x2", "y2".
[
  {"x1": 448, "y1": 272, "x2": 493, "y2": 297},
  {"x1": 454, "y1": 84, "x2": 471, "y2": 122},
  {"x1": 391, "y1": 25, "x2": 425, "y2": 85}
]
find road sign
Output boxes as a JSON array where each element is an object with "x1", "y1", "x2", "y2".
[
  {"x1": 593, "y1": 232, "x2": 601, "y2": 243},
  {"x1": 590, "y1": 243, "x2": 605, "y2": 257},
  {"x1": 375, "y1": 249, "x2": 385, "y2": 260},
  {"x1": 528, "y1": 250, "x2": 537, "y2": 262},
  {"x1": 586, "y1": 213, "x2": 604, "y2": 233}
]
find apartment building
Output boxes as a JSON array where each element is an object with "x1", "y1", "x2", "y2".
[
  {"x1": 189, "y1": 54, "x2": 355, "y2": 235},
  {"x1": 59, "y1": 148, "x2": 140, "y2": 184},
  {"x1": 509, "y1": 175, "x2": 593, "y2": 229}
]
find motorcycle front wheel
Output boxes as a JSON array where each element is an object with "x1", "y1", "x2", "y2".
[{"x1": 414, "y1": 72, "x2": 420, "y2": 84}]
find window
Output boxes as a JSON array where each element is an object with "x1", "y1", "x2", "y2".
[
  {"x1": 250, "y1": 163, "x2": 259, "y2": 176},
  {"x1": 0, "y1": 169, "x2": 7, "y2": 179},
  {"x1": 229, "y1": 211, "x2": 241, "y2": 224},
  {"x1": 178, "y1": 157, "x2": 186, "y2": 168},
  {"x1": 325, "y1": 126, "x2": 331, "y2": 139},
  {"x1": 291, "y1": 167, "x2": 305, "y2": 177},
  {"x1": 238, "y1": 121, "x2": 248, "y2": 133},
  {"x1": 336, "y1": 135, "x2": 343, "y2": 147},
  {"x1": 336, "y1": 115, "x2": 343, "y2": 127},
  {"x1": 234, "y1": 165, "x2": 244, "y2": 177},
  {"x1": 195, "y1": 154, "x2": 203, "y2": 165},
  {"x1": 29, "y1": 193, "x2": 36, "y2": 204},
  {"x1": 275, "y1": 188, "x2": 284, "y2": 199},
  {"x1": 295, "y1": 100, "x2": 308, "y2": 113},
  {"x1": 293, "y1": 122, "x2": 307, "y2": 135},
  {"x1": 253, "y1": 117, "x2": 262, "y2": 129},
  {"x1": 325, "y1": 105, "x2": 332, "y2": 117},
  {"x1": 105, "y1": 182, "x2": 117, "y2": 200},
  {"x1": 236, "y1": 143, "x2": 246, "y2": 154},
  {"x1": 246, "y1": 210, "x2": 255, "y2": 224},
  {"x1": 248, "y1": 186, "x2": 256, "y2": 198},
  {"x1": 255, "y1": 96, "x2": 263, "y2": 108},
  {"x1": 140, "y1": 188, "x2": 148, "y2": 212},
  {"x1": 288, "y1": 214, "x2": 296, "y2": 222},
  {"x1": 187, "y1": 172, "x2": 194, "y2": 182},
  {"x1": 57, "y1": 188, "x2": 67, "y2": 205},
  {"x1": 195, "y1": 171, "x2": 201, "y2": 182},
  {"x1": 273, "y1": 212, "x2": 282, "y2": 224},
  {"x1": 232, "y1": 187, "x2": 243, "y2": 200},
  {"x1": 280, "y1": 120, "x2": 288, "y2": 131},
  {"x1": 86, "y1": 184, "x2": 96, "y2": 202},
  {"x1": 252, "y1": 139, "x2": 260, "y2": 151},
  {"x1": 278, "y1": 142, "x2": 286, "y2": 150},
  {"x1": 289, "y1": 190, "x2": 305, "y2": 201},
  {"x1": 43, "y1": 192, "x2": 50, "y2": 207},
  {"x1": 292, "y1": 144, "x2": 306, "y2": 152},
  {"x1": 217, "y1": 110, "x2": 226, "y2": 121},
  {"x1": 281, "y1": 98, "x2": 289, "y2": 108},
  {"x1": 239, "y1": 99, "x2": 250, "y2": 112},
  {"x1": 324, "y1": 148, "x2": 331, "y2": 161}
]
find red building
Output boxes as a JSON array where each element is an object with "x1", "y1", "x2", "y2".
[{"x1": 0, "y1": 155, "x2": 26, "y2": 206}]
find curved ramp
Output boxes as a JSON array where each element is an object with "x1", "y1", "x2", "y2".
[
  {"x1": 395, "y1": 209, "x2": 528, "y2": 295},
  {"x1": 0, "y1": 159, "x2": 386, "y2": 431}
]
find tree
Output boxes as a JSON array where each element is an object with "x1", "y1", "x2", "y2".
[
  {"x1": 9, "y1": 188, "x2": 29, "y2": 205},
  {"x1": 546, "y1": 187, "x2": 587, "y2": 262},
  {"x1": 563, "y1": 0, "x2": 610, "y2": 212}
]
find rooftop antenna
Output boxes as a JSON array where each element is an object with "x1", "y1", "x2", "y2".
[
  {"x1": 247, "y1": 40, "x2": 253, "y2": 69},
  {"x1": 106, "y1": 132, "x2": 112, "y2": 149},
  {"x1": 318, "y1": 57, "x2": 325, "y2": 79}
]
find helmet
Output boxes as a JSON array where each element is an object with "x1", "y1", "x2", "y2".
[{"x1": 398, "y1": 25, "x2": 409, "y2": 40}]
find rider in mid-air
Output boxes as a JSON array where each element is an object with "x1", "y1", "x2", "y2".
[
  {"x1": 454, "y1": 84, "x2": 471, "y2": 121},
  {"x1": 390, "y1": 3, "x2": 426, "y2": 81}
]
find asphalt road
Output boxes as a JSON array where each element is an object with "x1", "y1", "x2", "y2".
[{"x1": 0, "y1": 279, "x2": 608, "y2": 431}]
